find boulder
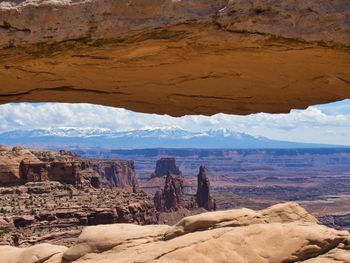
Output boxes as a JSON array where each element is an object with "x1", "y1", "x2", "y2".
[
  {"x1": 63, "y1": 224, "x2": 171, "y2": 261},
  {"x1": 0, "y1": 243, "x2": 67, "y2": 263}
]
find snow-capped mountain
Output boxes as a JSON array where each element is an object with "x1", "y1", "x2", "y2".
[{"x1": 0, "y1": 127, "x2": 342, "y2": 149}]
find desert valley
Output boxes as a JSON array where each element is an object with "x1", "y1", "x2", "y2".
[{"x1": 1, "y1": 143, "x2": 350, "y2": 257}]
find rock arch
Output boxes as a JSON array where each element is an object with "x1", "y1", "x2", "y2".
[{"x1": 0, "y1": 0, "x2": 349, "y2": 115}]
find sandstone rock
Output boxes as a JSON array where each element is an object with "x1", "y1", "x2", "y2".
[
  {"x1": 303, "y1": 246, "x2": 350, "y2": 262},
  {"x1": 260, "y1": 202, "x2": 319, "y2": 224},
  {"x1": 0, "y1": 181, "x2": 158, "y2": 246},
  {"x1": 0, "y1": 147, "x2": 41, "y2": 185},
  {"x1": 19, "y1": 161, "x2": 50, "y2": 183},
  {"x1": 0, "y1": 146, "x2": 139, "y2": 190},
  {"x1": 154, "y1": 172, "x2": 184, "y2": 212},
  {"x1": 63, "y1": 203, "x2": 350, "y2": 262},
  {"x1": 0, "y1": 1, "x2": 349, "y2": 116},
  {"x1": 91, "y1": 160, "x2": 138, "y2": 189},
  {"x1": 164, "y1": 202, "x2": 316, "y2": 239},
  {"x1": 196, "y1": 166, "x2": 216, "y2": 211},
  {"x1": 0, "y1": 243, "x2": 67, "y2": 263},
  {"x1": 155, "y1": 223, "x2": 348, "y2": 263},
  {"x1": 1, "y1": 202, "x2": 350, "y2": 263},
  {"x1": 58, "y1": 150, "x2": 77, "y2": 157},
  {"x1": 63, "y1": 224, "x2": 171, "y2": 261},
  {"x1": 152, "y1": 158, "x2": 182, "y2": 178}
]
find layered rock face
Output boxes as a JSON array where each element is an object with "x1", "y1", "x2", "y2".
[
  {"x1": 196, "y1": 166, "x2": 216, "y2": 211},
  {"x1": 0, "y1": 146, "x2": 139, "y2": 190},
  {"x1": 0, "y1": 181, "x2": 157, "y2": 247},
  {"x1": 2, "y1": 203, "x2": 350, "y2": 263},
  {"x1": 90, "y1": 160, "x2": 138, "y2": 189},
  {"x1": 0, "y1": 0, "x2": 349, "y2": 115},
  {"x1": 0, "y1": 146, "x2": 42, "y2": 185},
  {"x1": 152, "y1": 158, "x2": 182, "y2": 178},
  {"x1": 154, "y1": 172, "x2": 184, "y2": 212}
]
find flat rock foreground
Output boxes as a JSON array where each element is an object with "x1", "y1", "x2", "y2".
[{"x1": 1, "y1": 203, "x2": 350, "y2": 263}]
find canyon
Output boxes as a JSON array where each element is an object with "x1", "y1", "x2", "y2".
[
  {"x1": 95, "y1": 148, "x2": 350, "y2": 230},
  {"x1": 1, "y1": 144, "x2": 350, "y2": 262},
  {"x1": 0, "y1": 0, "x2": 350, "y2": 262},
  {"x1": 0, "y1": 181, "x2": 157, "y2": 247},
  {"x1": 0, "y1": 146, "x2": 158, "y2": 247},
  {"x1": 0, "y1": 146, "x2": 218, "y2": 246}
]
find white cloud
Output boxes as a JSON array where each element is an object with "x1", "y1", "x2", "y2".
[{"x1": 0, "y1": 100, "x2": 350, "y2": 145}]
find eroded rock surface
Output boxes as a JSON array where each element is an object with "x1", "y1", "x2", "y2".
[
  {"x1": 0, "y1": 0, "x2": 349, "y2": 115},
  {"x1": 2, "y1": 202, "x2": 350, "y2": 263},
  {"x1": 0, "y1": 181, "x2": 157, "y2": 247},
  {"x1": 196, "y1": 165, "x2": 216, "y2": 211},
  {"x1": 153, "y1": 172, "x2": 195, "y2": 212},
  {"x1": 0, "y1": 146, "x2": 139, "y2": 189},
  {"x1": 151, "y1": 158, "x2": 182, "y2": 178}
]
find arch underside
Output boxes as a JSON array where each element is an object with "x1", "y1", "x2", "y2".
[{"x1": 0, "y1": 0, "x2": 349, "y2": 116}]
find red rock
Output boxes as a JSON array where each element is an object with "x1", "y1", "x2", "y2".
[
  {"x1": 196, "y1": 166, "x2": 216, "y2": 211},
  {"x1": 152, "y1": 158, "x2": 182, "y2": 178},
  {"x1": 154, "y1": 172, "x2": 184, "y2": 212},
  {"x1": 13, "y1": 216, "x2": 35, "y2": 228}
]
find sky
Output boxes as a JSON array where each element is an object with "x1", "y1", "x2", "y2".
[{"x1": 0, "y1": 100, "x2": 350, "y2": 145}]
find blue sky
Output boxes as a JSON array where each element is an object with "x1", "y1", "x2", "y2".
[{"x1": 0, "y1": 100, "x2": 350, "y2": 145}]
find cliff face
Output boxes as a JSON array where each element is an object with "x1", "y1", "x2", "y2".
[
  {"x1": 0, "y1": 181, "x2": 158, "y2": 247},
  {"x1": 0, "y1": 146, "x2": 139, "y2": 189},
  {"x1": 154, "y1": 172, "x2": 184, "y2": 212},
  {"x1": 0, "y1": 0, "x2": 349, "y2": 116},
  {"x1": 152, "y1": 158, "x2": 182, "y2": 178},
  {"x1": 90, "y1": 160, "x2": 138, "y2": 189},
  {"x1": 0, "y1": 146, "x2": 41, "y2": 185}
]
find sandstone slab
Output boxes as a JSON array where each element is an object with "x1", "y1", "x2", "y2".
[
  {"x1": 1, "y1": 202, "x2": 350, "y2": 263},
  {"x1": 0, "y1": 0, "x2": 349, "y2": 115}
]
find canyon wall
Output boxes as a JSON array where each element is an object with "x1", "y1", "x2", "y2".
[
  {"x1": 0, "y1": 146, "x2": 138, "y2": 189},
  {"x1": 152, "y1": 158, "x2": 182, "y2": 178}
]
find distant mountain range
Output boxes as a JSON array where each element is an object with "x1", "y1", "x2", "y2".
[{"x1": 0, "y1": 127, "x2": 346, "y2": 149}]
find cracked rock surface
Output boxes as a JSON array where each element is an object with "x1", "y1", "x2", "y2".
[
  {"x1": 0, "y1": 0, "x2": 349, "y2": 115},
  {"x1": 1, "y1": 202, "x2": 350, "y2": 263}
]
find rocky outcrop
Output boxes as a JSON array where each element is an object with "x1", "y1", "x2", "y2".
[
  {"x1": 154, "y1": 172, "x2": 184, "y2": 212},
  {"x1": 0, "y1": 181, "x2": 157, "y2": 247},
  {"x1": 196, "y1": 166, "x2": 216, "y2": 211},
  {"x1": 0, "y1": 146, "x2": 41, "y2": 185},
  {"x1": 0, "y1": 146, "x2": 139, "y2": 190},
  {"x1": 2, "y1": 203, "x2": 350, "y2": 263},
  {"x1": 0, "y1": 0, "x2": 349, "y2": 116},
  {"x1": 0, "y1": 243, "x2": 67, "y2": 263},
  {"x1": 152, "y1": 158, "x2": 182, "y2": 178},
  {"x1": 90, "y1": 160, "x2": 138, "y2": 190}
]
